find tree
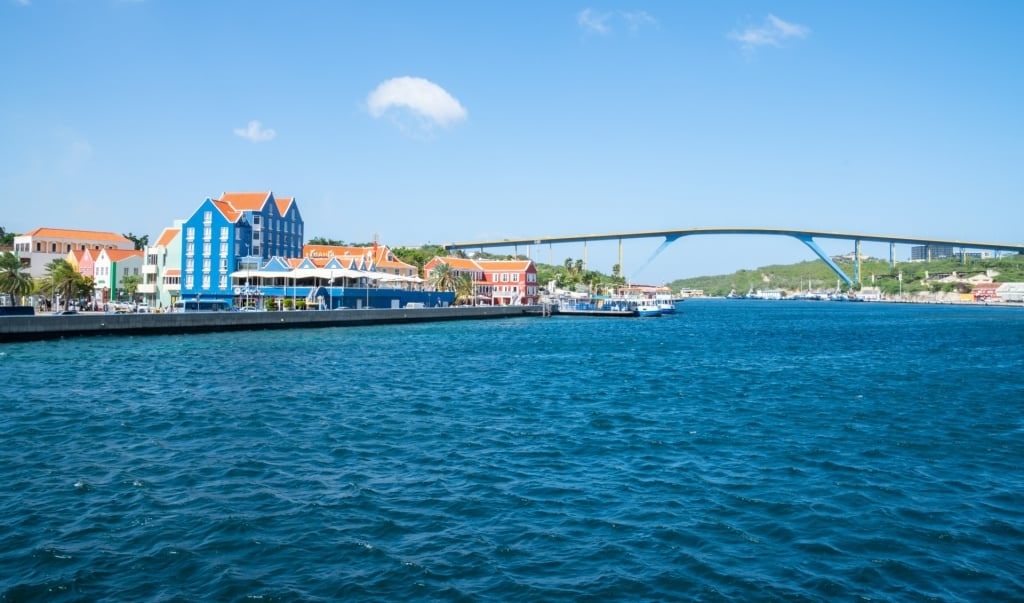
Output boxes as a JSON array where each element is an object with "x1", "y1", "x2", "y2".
[
  {"x1": 429, "y1": 261, "x2": 456, "y2": 292},
  {"x1": 0, "y1": 251, "x2": 33, "y2": 304},
  {"x1": 123, "y1": 232, "x2": 149, "y2": 250},
  {"x1": 308, "y1": 236, "x2": 347, "y2": 246},
  {"x1": 121, "y1": 274, "x2": 141, "y2": 300},
  {"x1": 0, "y1": 226, "x2": 16, "y2": 247},
  {"x1": 454, "y1": 273, "x2": 474, "y2": 305},
  {"x1": 41, "y1": 259, "x2": 84, "y2": 310}
]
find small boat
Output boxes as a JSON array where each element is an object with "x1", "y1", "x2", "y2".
[
  {"x1": 635, "y1": 300, "x2": 662, "y2": 317},
  {"x1": 556, "y1": 297, "x2": 637, "y2": 317},
  {"x1": 654, "y1": 292, "x2": 676, "y2": 314}
]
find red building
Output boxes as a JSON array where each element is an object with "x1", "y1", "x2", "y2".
[{"x1": 424, "y1": 257, "x2": 539, "y2": 305}]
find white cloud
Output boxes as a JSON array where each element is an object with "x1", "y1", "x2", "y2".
[
  {"x1": 366, "y1": 76, "x2": 467, "y2": 129},
  {"x1": 15, "y1": 0, "x2": 32, "y2": 6},
  {"x1": 578, "y1": 8, "x2": 657, "y2": 35},
  {"x1": 233, "y1": 120, "x2": 276, "y2": 143},
  {"x1": 729, "y1": 14, "x2": 809, "y2": 50},
  {"x1": 577, "y1": 8, "x2": 611, "y2": 34}
]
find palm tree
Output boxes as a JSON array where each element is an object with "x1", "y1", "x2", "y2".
[
  {"x1": 429, "y1": 261, "x2": 456, "y2": 292},
  {"x1": 454, "y1": 273, "x2": 474, "y2": 305},
  {"x1": 0, "y1": 251, "x2": 33, "y2": 305},
  {"x1": 41, "y1": 259, "x2": 83, "y2": 311}
]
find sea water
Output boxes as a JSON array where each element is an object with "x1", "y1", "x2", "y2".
[{"x1": 1, "y1": 300, "x2": 1022, "y2": 601}]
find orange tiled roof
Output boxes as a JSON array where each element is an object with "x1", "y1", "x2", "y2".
[
  {"x1": 24, "y1": 227, "x2": 132, "y2": 244},
  {"x1": 274, "y1": 196, "x2": 294, "y2": 216},
  {"x1": 154, "y1": 227, "x2": 180, "y2": 247},
  {"x1": 211, "y1": 200, "x2": 242, "y2": 222},
  {"x1": 476, "y1": 259, "x2": 534, "y2": 271},
  {"x1": 219, "y1": 191, "x2": 272, "y2": 211},
  {"x1": 436, "y1": 257, "x2": 480, "y2": 270},
  {"x1": 165, "y1": 269, "x2": 181, "y2": 276},
  {"x1": 103, "y1": 249, "x2": 143, "y2": 262}
]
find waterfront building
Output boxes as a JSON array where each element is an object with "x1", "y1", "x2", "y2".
[
  {"x1": 304, "y1": 243, "x2": 420, "y2": 279},
  {"x1": 139, "y1": 223, "x2": 183, "y2": 310},
  {"x1": 12, "y1": 228, "x2": 134, "y2": 278},
  {"x1": 93, "y1": 248, "x2": 144, "y2": 303},
  {"x1": 423, "y1": 257, "x2": 539, "y2": 305},
  {"x1": 179, "y1": 192, "x2": 304, "y2": 305},
  {"x1": 65, "y1": 247, "x2": 98, "y2": 279}
]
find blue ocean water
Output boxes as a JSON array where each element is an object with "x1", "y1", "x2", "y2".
[{"x1": 1, "y1": 300, "x2": 1022, "y2": 601}]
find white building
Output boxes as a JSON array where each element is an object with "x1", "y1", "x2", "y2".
[
  {"x1": 12, "y1": 228, "x2": 134, "y2": 278},
  {"x1": 138, "y1": 223, "x2": 183, "y2": 310},
  {"x1": 94, "y1": 248, "x2": 144, "y2": 303}
]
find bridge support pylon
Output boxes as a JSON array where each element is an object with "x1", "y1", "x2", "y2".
[{"x1": 792, "y1": 234, "x2": 854, "y2": 287}]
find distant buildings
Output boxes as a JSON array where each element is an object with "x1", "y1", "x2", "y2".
[
  {"x1": 910, "y1": 244, "x2": 955, "y2": 261},
  {"x1": 12, "y1": 228, "x2": 134, "y2": 278}
]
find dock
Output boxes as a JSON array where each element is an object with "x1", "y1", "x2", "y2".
[{"x1": 0, "y1": 306, "x2": 538, "y2": 343}]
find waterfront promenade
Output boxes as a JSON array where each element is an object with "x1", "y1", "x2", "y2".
[{"x1": 0, "y1": 306, "x2": 537, "y2": 343}]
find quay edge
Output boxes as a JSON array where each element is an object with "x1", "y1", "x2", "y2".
[{"x1": 0, "y1": 306, "x2": 541, "y2": 343}]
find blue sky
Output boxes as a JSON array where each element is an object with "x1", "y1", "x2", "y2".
[{"x1": 2, "y1": 1, "x2": 1021, "y2": 283}]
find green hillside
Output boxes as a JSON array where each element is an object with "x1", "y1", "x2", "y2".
[{"x1": 668, "y1": 255, "x2": 1024, "y2": 297}]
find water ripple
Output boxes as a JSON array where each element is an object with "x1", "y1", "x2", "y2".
[{"x1": 1, "y1": 304, "x2": 1023, "y2": 599}]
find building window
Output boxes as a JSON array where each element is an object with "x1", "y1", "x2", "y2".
[
  {"x1": 185, "y1": 275, "x2": 194, "y2": 288},
  {"x1": 513, "y1": 273, "x2": 520, "y2": 282},
  {"x1": 203, "y1": 210, "x2": 212, "y2": 224},
  {"x1": 253, "y1": 215, "x2": 261, "y2": 225},
  {"x1": 220, "y1": 226, "x2": 229, "y2": 241},
  {"x1": 203, "y1": 242, "x2": 211, "y2": 257},
  {"x1": 186, "y1": 242, "x2": 194, "y2": 257},
  {"x1": 219, "y1": 274, "x2": 227, "y2": 289},
  {"x1": 202, "y1": 275, "x2": 210, "y2": 289},
  {"x1": 186, "y1": 227, "x2": 195, "y2": 241}
]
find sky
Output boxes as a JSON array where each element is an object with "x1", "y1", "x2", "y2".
[{"x1": 2, "y1": 1, "x2": 1022, "y2": 283}]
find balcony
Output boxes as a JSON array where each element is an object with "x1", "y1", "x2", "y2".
[
  {"x1": 137, "y1": 284, "x2": 157, "y2": 294},
  {"x1": 141, "y1": 264, "x2": 157, "y2": 274}
]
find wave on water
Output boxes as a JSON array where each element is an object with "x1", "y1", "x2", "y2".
[{"x1": 1, "y1": 302, "x2": 1023, "y2": 600}]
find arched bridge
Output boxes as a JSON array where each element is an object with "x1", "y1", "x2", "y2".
[{"x1": 442, "y1": 228, "x2": 1024, "y2": 285}]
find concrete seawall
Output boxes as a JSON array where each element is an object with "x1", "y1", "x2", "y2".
[{"x1": 0, "y1": 306, "x2": 540, "y2": 343}]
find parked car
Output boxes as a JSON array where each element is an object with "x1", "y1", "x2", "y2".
[{"x1": 136, "y1": 303, "x2": 151, "y2": 313}]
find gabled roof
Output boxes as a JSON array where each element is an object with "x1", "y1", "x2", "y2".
[
  {"x1": 100, "y1": 249, "x2": 144, "y2": 262},
  {"x1": 274, "y1": 196, "x2": 295, "y2": 217},
  {"x1": 154, "y1": 227, "x2": 180, "y2": 248},
  {"x1": 210, "y1": 199, "x2": 242, "y2": 223},
  {"x1": 23, "y1": 227, "x2": 132, "y2": 244},
  {"x1": 219, "y1": 191, "x2": 273, "y2": 211}
]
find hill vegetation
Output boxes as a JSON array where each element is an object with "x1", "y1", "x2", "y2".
[{"x1": 667, "y1": 255, "x2": 1024, "y2": 297}]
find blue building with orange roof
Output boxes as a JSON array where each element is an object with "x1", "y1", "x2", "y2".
[{"x1": 179, "y1": 191, "x2": 304, "y2": 304}]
